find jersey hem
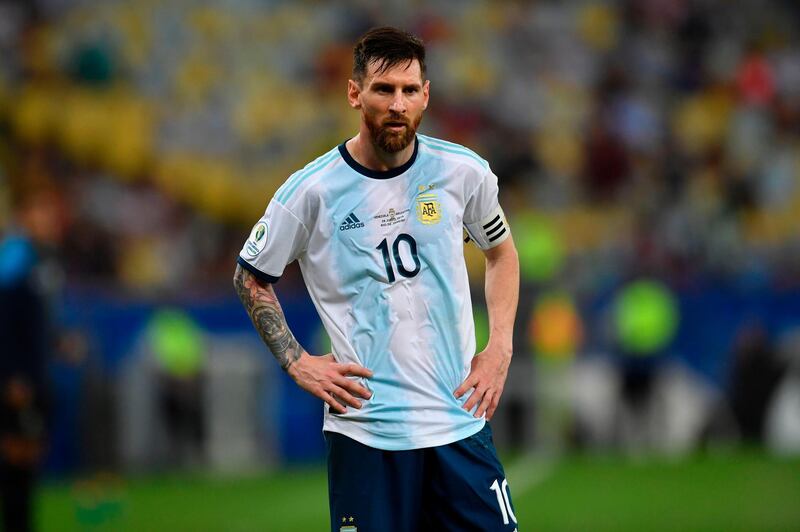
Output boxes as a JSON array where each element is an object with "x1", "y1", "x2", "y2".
[
  {"x1": 322, "y1": 417, "x2": 486, "y2": 451},
  {"x1": 237, "y1": 256, "x2": 281, "y2": 283}
]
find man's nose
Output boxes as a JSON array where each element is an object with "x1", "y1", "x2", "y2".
[{"x1": 389, "y1": 92, "x2": 406, "y2": 113}]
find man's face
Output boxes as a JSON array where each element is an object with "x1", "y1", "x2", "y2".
[{"x1": 348, "y1": 59, "x2": 430, "y2": 153}]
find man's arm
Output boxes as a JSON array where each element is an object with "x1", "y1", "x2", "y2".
[
  {"x1": 233, "y1": 263, "x2": 304, "y2": 371},
  {"x1": 454, "y1": 237, "x2": 519, "y2": 420},
  {"x1": 233, "y1": 264, "x2": 372, "y2": 413}
]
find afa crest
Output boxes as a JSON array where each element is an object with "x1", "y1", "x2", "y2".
[{"x1": 416, "y1": 192, "x2": 442, "y2": 225}]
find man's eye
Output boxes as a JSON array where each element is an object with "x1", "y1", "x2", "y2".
[{"x1": 404, "y1": 88, "x2": 418, "y2": 94}]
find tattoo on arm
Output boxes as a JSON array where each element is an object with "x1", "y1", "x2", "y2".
[{"x1": 234, "y1": 264, "x2": 303, "y2": 371}]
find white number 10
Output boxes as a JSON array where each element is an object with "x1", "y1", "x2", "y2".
[{"x1": 490, "y1": 478, "x2": 517, "y2": 525}]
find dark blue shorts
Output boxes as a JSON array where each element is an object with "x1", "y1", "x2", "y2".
[{"x1": 325, "y1": 423, "x2": 518, "y2": 532}]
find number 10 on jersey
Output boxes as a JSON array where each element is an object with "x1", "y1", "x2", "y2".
[{"x1": 377, "y1": 233, "x2": 420, "y2": 283}]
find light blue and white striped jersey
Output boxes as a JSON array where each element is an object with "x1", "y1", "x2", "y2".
[{"x1": 239, "y1": 134, "x2": 510, "y2": 451}]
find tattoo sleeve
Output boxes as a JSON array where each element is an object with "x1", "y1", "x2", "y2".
[{"x1": 233, "y1": 264, "x2": 304, "y2": 371}]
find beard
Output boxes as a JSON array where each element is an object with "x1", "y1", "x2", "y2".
[{"x1": 365, "y1": 112, "x2": 422, "y2": 153}]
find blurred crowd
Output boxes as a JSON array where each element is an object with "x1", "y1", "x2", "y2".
[
  {"x1": 0, "y1": 0, "x2": 798, "y2": 294},
  {"x1": 0, "y1": 0, "x2": 799, "y2": 488}
]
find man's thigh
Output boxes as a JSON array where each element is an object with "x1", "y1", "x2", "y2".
[
  {"x1": 325, "y1": 431, "x2": 424, "y2": 532},
  {"x1": 423, "y1": 423, "x2": 519, "y2": 531}
]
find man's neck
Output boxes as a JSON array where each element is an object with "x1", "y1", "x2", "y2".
[{"x1": 346, "y1": 132, "x2": 415, "y2": 172}]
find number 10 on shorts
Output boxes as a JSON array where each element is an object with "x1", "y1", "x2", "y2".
[{"x1": 490, "y1": 478, "x2": 517, "y2": 525}]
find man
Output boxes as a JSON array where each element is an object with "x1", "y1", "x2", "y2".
[
  {"x1": 234, "y1": 27, "x2": 520, "y2": 531},
  {"x1": 0, "y1": 188, "x2": 62, "y2": 532}
]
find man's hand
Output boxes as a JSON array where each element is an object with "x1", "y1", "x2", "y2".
[
  {"x1": 288, "y1": 353, "x2": 373, "y2": 414},
  {"x1": 454, "y1": 344, "x2": 512, "y2": 421}
]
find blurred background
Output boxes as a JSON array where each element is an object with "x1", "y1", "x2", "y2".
[{"x1": 1, "y1": 0, "x2": 799, "y2": 530}]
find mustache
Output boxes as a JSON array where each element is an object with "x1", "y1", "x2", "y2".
[{"x1": 382, "y1": 115, "x2": 410, "y2": 127}]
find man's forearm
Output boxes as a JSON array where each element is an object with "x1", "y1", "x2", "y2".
[
  {"x1": 484, "y1": 239, "x2": 519, "y2": 350},
  {"x1": 233, "y1": 264, "x2": 304, "y2": 370}
]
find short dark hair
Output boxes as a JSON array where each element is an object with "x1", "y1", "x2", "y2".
[{"x1": 352, "y1": 27, "x2": 426, "y2": 84}]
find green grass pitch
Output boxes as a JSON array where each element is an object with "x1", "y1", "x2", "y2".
[{"x1": 38, "y1": 452, "x2": 800, "y2": 531}]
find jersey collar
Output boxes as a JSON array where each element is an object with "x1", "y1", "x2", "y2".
[{"x1": 338, "y1": 136, "x2": 419, "y2": 179}]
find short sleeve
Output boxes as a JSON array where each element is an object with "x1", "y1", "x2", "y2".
[
  {"x1": 237, "y1": 200, "x2": 309, "y2": 283},
  {"x1": 464, "y1": 168, "x2": 501, "y2": 224},
  {"x1": 463, "y1": 168, "x2": 510, "y2": 250}
]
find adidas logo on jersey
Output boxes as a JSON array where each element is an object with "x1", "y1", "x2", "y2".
[{"x1": 339, "y1": 213, "x2": 365, "y2": 231}]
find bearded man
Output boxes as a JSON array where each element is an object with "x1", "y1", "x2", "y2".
[{"x1": 235, "y1": 26, "x2": 520, "y2": 532}]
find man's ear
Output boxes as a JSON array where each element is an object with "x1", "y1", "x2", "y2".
[
  {"x1": 422, "y1": 79, "x2": 430, "y2": 110},
  {"x1": 347, "y1": 79, "x2": 362, "y2": 109}
]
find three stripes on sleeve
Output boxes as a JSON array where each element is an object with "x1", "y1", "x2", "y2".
[{"x1": 463, "y1": 206, "x2": 510, "y2": 250}]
